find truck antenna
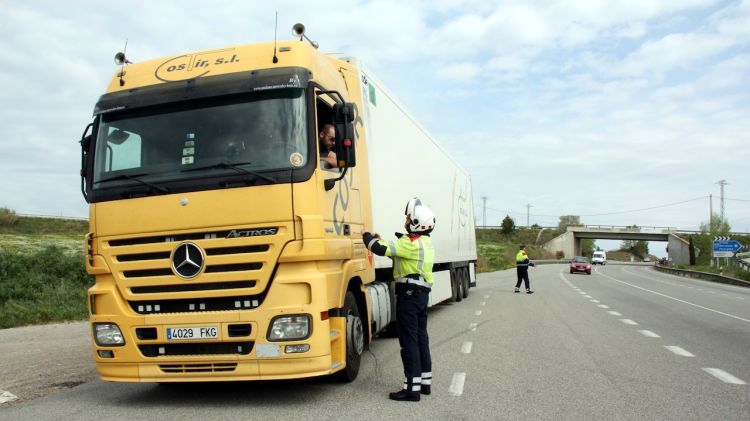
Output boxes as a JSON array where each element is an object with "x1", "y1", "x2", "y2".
[
  {"x1": 114, "y1": 38, "x2": 132, "y2": 87},
  {"x1": 272, "y1": 12, "x2": 279, "y2": 63}
]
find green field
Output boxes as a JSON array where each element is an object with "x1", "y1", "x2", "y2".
[{"x1": 0, "y1": 213, "x2": 92, "y2": 329}]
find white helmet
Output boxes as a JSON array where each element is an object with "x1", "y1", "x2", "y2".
[{"x1": 405, "y1": 197, "x2": 435, "y2": 234}]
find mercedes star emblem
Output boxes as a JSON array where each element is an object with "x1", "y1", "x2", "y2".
[{"x1": 171, "y1": 242, "x2": 205, "y2": 279}]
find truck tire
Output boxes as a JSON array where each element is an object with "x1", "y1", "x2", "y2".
[
  {"x1": 453, "y1": 269, "x2": 463, "y2": 302},
  {"x1": 335, "y1": 291, "x2": 364, "y2": 382},
  {"x1": 461, "y1": 267, "x2": 470, "y2": 299}
]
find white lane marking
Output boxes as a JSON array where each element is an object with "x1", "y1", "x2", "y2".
[
  {"x1": 590, "y1": 299, "x2": 600, "y2": 303},
  {"x1": 461, "y1": 342, "x2": 473, "y2": 354},
  {"x1": 664, "y1": 346, "x2": 695, "y2": 357},
  {"x1": 702, "y1": 368, "x2": 747, "y2": 385},
  {"x1": 474, "y1": 310, "x2": 482, "y2": 316},
  {"x1": 469, "y1": 323, "x2": 477, "y2": 332},
  {"x1": 579, "y1": 292, "x2": 587, "y2": 295},
  {"x1": 620, "y1": 319, "x2": 638, "y2": 325},
  {"x1": 484, "y1": 295, "x2": 490, "y2": 299},
  {"x1": 596, "y1": 270, "x2": 750, "y2": 324},
  {"x1": 449, "y1": 372, "x2": 466, "y2": 396},
  {"x1": 584, "y1": 295, "x2": 592, "y2": 298},
  {"x1": 480, "y1": 301, "x2": 486, "y2": 306},
  {"x1": 598, "y1": 304, "x2": 610, "y2": 309},
  {"x1": 607, "y1": 311, "x2": 623, "y2": 316},
  {"x1": 0, "y1": 390, "x2": 18, "y2": 404},
  {"x1": 737, "y1": 297, "x2": 745, "y2": 300},
  {"x1": 638, "y1": 330, "x2": 660, "y2": 338}
]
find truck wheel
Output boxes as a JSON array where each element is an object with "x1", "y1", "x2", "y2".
[
  {"x1": 335, "y1": 291, "x2": 363, "y2": 382},
  {"x1": 461, "y1": 267, "x2": 470, "y2": 298},
  {"x1": 454, "y1": 269, "x2": 463, "y2": 302}
]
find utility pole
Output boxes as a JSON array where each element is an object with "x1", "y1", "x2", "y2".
[
  {"x1": 716, "y1": 180, "x2": 727, "y2": 225},
  {"x1": 526, "y1": 203, "x2": 532, "y2": 227},
  {"x1": 481, "y1": 196, "x2": 487, "y2": 227}
]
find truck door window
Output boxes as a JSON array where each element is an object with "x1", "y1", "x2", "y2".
[{"x1": 316, "y1": 96, "x2": 337, "y2": 172}]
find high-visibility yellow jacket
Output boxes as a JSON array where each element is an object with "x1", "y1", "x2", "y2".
[{"x1": 364, "y1": 233, "x2": 435, "y2": 287}]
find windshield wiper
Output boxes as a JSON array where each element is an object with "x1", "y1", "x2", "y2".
[
  {"x1": 182, "y1": 161, "x2": 275, "y2": 183},
  {"x1": 98, "y1": 173, "x2": 169, "y2": 194}
]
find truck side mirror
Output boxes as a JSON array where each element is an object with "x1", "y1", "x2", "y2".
[
  {"x1": 332, "y1": 102, "x2": 356, "y2": 168},
  {"x1": 80, "y1": 122, "x2": 94, "y2": 200}
]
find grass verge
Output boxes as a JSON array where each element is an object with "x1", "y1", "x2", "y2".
[{"x1": 0, "y1": 246, "x2": 93, "y2": 329}]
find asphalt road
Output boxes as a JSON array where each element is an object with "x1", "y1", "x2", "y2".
[{"x1": 1, "y1": 264, "x2": 748, "y2": 420}]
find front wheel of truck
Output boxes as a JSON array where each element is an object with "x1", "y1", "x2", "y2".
[{"x1": 335, "y1": 291, "x2": 363, "y2": 382}]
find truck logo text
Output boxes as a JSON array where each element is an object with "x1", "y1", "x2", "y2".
[
  {"x1": 155, "y1": 48, "x2": 240, "y2": 82},
  {"x1": 226, "y1": 228, "x2": 278, "y2": 238}
]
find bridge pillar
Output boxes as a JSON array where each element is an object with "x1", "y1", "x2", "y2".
[{"x1": 667, "y1": 233, "x2": 690, "y2": 265}]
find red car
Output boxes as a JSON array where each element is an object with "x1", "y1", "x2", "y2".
[{"x1": 570, "y1": 256, "x2": 592, "y2": 275}]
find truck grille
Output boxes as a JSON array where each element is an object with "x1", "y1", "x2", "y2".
[
  {"x1": 100, "y1": 224, "x2": 289, "y2": 314},
  {"x1": 140, "y1": 342, "x2": 253, "y2": 357},
  {"x1": 159, "y1": 363, "x2": 238, "y2": 373}
]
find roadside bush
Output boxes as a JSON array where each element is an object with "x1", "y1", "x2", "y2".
[
  {"x1": 0, "y1": 207, "x2": 18, "y2": 226},
  {"x1": 0, "y1": 246, "x2": 93, "y2": 329}
]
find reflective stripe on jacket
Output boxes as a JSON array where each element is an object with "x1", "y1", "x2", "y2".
[{"x1": 374, "y1": 234, "x2": 435, "y2": 285}]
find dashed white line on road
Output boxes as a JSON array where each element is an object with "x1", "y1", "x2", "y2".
[
  {"x1": 461, "y1": 342, "x2": 473, "y2": 354},
  {"x1": 578, "y1": 291, "x2": 587, "y2": 295},
  {"x1": 597, "y1": 271, "x2": 750, "y2": 324},
  {"x1": 484, "y1": 295, "x2": 490, "y2": 299},
  {"x1": 0, "y1": 390, "x2": 18, "y2": 404},
  {"x1": 607, "y1": 311, "x2": 623, "y2": 316},
  {"x1": 620, "y1": 319, "x2": 638, "y2": 325},
  {"x1": 584, "y1": 295, "x2": 592, "y2": 298},
  {"x1": 469, "y1": 323, "x2": 477, "y2": 332},
  {"x1": 474, "y1": 310, "x2": 482, "y2": 316},
  {"x1": 638, "y1": 330, "x2": 660, "y2": 338},
  {"x1": 598, "y1": 304, "x2": 609, "y2": 309},
  {"x1": 702, "y1": 368, "x2": 747, "y2": 385},
  {"x1": 449, "y1": 372, "x2": 466, "y2": 396},
  {"x1": 664, "y1": 346, "x2": 695, "y2": 357},
  {"x1": 590, "y1": 299, "x2": 600, "y2": 303},
  {"x1": 480, "y1": 301, "x2": 486, "y2": 306}
]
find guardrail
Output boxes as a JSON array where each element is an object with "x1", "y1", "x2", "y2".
[{"x1": 653, "y1": 265, "x2": 750, "y2": 288}]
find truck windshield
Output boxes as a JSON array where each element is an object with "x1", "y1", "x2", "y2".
[{"x1": 93, "y1": 88, "x2": 307, "y2": 190}]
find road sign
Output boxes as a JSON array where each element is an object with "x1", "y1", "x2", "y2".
[
  {"x1": 713, "y1": 240, "x2": 742, "y2": 253},
  {"x1": 712, "y1": 251, "x2": 734, "y2": 258}
]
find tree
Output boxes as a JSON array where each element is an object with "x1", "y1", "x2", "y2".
[
  {"x1": 700, "y1": 213, "x2": 731, "y2": 235},
  {"x1": 500, "y1": 215, "x2": 515, "y2": 235},
  {"x1": 558, "y1": 215, "x2": 581, "y2": 231}
]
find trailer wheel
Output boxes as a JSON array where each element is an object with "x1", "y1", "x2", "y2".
[
  {"x1": 461, "y1": 267, "x2": 470, "y2": 299},
  {"x1": 335, "y1": 291, "x2": 363, "y2": 382},
  {"x1": 453, "y1": 269, "x2": 463, "y2": 302}
]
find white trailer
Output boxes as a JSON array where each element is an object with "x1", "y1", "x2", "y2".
[{"x1": 347, "y1": 59, "x2": 478, "y2": 305}]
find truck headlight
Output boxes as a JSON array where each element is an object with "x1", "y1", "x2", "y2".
[
  {"x1": 268, "y1": 315, "x2": 311, "y2": 341},
  {"x1": 93, "y1": 323, "x2": 125, "y2": 346}
]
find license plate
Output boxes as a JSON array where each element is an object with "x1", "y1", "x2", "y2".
[{"x1": 166, "y1": 326, "x2": 219, "y2": 341}]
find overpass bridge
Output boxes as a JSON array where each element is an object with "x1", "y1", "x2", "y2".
[{"x1": 543, "y1": 225, "x2": 695, "y2": 264}]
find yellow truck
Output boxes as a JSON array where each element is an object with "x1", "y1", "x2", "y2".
[{"x1": 79, "y1": 25, "x2": 477, "y2": 382}]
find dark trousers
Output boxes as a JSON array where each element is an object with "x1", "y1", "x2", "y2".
[
  {"x1": 396, "y1": 285, "x2": 431, "y2": 387},
  {"x1": 515, "y1": 267, "x2": 530, "y2": 289}
]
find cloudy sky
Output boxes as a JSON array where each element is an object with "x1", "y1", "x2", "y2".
[{"x1": 2, "y1": 0, "x2": 749, "y2": 242}]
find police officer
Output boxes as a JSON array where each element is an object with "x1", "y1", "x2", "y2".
[
  {"x1": 515, "y1": 244, "x2": 535, "y2": 294},
  {"x1": 363, "y1": 197, "x2": 436, "y2": 402}
]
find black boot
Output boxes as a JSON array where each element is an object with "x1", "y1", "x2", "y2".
[
  {"x1": 420, "y1": 384, "x2": 431, "y2": 395},
  {"x1": 389, "y1": 389, "x2": 420, "y2": 402}
]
